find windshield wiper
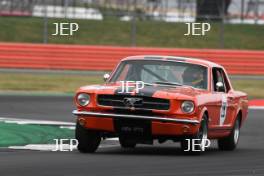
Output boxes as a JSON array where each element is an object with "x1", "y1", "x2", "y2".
[{"x1": 154, "y1": 81, "x2": 182, "y2": 86}]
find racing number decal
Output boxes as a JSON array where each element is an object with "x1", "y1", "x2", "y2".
[{"x1": 220, "y1": 95, "x2": 228, "y2": 126}]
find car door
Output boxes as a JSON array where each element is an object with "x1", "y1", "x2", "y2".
[
  {"x1": 211, "y1": 67, "x2": 232, "y2": 129},
  {"x1": 220, "y1": 69, "x2": 237, "y2": 127}
]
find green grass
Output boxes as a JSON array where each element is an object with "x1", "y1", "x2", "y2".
[
  {"x1": 0, "y1": 72, "x2": 263, "y2": 99},
  {"x1": 0, "y1": 17, "x2": 264, "y2": 49},
  {"x1": 0, "y1": 73, "x2": 102, "y2": 93},
  {"x1": 0, "y1": 122, "x2": 74, "y2": 147},
  {"x1": 232, "y1": 79, "x2": 264, "y2": 99}
]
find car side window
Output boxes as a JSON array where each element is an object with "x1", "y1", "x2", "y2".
[
  {"x1": 212, "y1": 68, "x2": 227, "y2": 93},
  {"x1": 220, "y1": 69, "x2": 231, "y2": 92}
]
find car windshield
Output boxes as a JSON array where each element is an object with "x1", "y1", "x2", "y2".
[{"x1": 110, "y1": 60, "x2": 208, "y2": 90}]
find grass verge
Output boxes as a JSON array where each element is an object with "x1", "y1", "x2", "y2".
[
  {"x1": 232, "y1": 79, "x2": 264, "y2": 99},
  {"x1": 0, "y1": 122, "x2": 74, "y2": 147},
  {"x1": 0, "y1": 73, "x2": 102, "y2": 94},
  {"x1": 0, "y1": 17, "x2": 264, "y2": 49}
]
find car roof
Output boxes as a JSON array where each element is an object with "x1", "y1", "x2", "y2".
[{"x1": 121, "y1": 55, "x2": 223, "y2": 68}]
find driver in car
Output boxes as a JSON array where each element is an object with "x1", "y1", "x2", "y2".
[{"x1": 182, "y1": 67, "x2": 205, "y2": 89}]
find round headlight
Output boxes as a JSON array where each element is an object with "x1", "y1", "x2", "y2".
[
  {"x1": 181, "y1": 101, "x2": 194, "y2": 113},
  {"x1": 77, "y1": 93, "x2": 90, "y2": 106}
]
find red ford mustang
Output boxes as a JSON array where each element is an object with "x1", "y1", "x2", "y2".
[{"x1": 73, "y1": 55, "x2": 248, "y2": 153}]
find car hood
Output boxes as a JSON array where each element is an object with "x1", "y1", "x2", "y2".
[{"x1": 78, "y1": 82, "x2": 207, "y2": 100}]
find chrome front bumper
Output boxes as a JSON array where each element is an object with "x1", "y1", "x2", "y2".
[{"x1": 72, "y1": 110, "x2": 199, "y2": 124}]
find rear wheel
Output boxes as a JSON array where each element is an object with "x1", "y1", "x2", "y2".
[
  {"x1": 75, "y1": 122, "x2": 101, "y2": 153},
  {"x1": 181, "y1": 114, "x2": 208, "y2": 154},
  {"x1": 119, "y1": 136, "x2": 137, "y2": 148},
  {"x1": 218, "y1": 117, "x2": 240, "y2": 151}
]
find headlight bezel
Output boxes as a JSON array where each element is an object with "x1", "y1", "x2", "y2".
[
  {"x1": 77, "y1": 93, "x2": 90, "y2": 107},
  {"x1": 181, "y1": 100, "x2": 195, "y2": 114}
]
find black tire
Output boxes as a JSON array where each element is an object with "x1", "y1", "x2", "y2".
[
  {"x1": 181, "y1": 114, "x2": 208, "y2": 154},
  {"x1": 218, "y1": 117, "x2": 240, "y2": 151},
  {"x1": 119, "y1": 136, "x2": 136, "y2": 148},
  {"x1": 75, "y1": 122, "x2": 101, "y2": 153}
]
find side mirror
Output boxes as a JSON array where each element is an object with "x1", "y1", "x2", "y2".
[
  {"x1": 216, "y1": 82, "x2": 225, "y2": 92},
  {"x1": 103, "y1": 73, "x2": 110, "y2": 82}
]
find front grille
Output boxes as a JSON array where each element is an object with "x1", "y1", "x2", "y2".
[{"x1": 97, "y1": 94, "x2": 170, "y2": 110}]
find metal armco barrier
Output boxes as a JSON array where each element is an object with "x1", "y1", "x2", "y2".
[{"x1": 0, "y1": 42, "x2": 263, "y2": 75}]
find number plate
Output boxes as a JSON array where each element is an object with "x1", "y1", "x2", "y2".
[{"x1": 114, "y1": 118, "x2": 151, "y2": 139}]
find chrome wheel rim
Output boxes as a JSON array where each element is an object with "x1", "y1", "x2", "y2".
[
  {"x1": 234, "y1": 121, "x2": 240, "y2": 144},
  {"x1": 198, "y1": 120, "x2": 208, "y2": 150}
]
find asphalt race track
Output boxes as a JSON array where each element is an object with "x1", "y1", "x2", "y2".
[
  {"x1": 0, "y1": 95, "x2": 75, "y2": 122},
  {"x1": 0, "y1": 95, "x2": 264, "y2": 176}
]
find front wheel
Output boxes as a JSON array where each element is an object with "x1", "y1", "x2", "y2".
[
  {"x1": 75, "y1": 122, "x2": 101, "y2": 153},
  {"x1": 181, "y1": 114, "x2": 208, "y2": 154},
  {"x1": 218, "y1": 117, "x2": 240, "y2": 151}
]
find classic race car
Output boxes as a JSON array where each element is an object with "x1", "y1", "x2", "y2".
[{"x1": 72, "y1": 55, "x2": 248, "y2": 154}]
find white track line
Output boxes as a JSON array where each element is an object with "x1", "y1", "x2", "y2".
[
  {"x1": 0, "y1": 117, "x2": 75, "y2": 126},
  {"x1": 9, "y1": 144, "x2": 64, "y2": 151},
  {"x1": 8, "y1": 142, "x2": 120, "y2": 151},
  {"x1": 106, "y1": 137, "x2": 119, "y2": 141},
  {"x1": 1, "y1": 117, "x2": 120, "y2": 151},
  {"x1": 60, "y1": 126, "x2": 76, "y2": 130},
  {"x1": 249, "y1": 106, "x2": 264, "y2": 110}
]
